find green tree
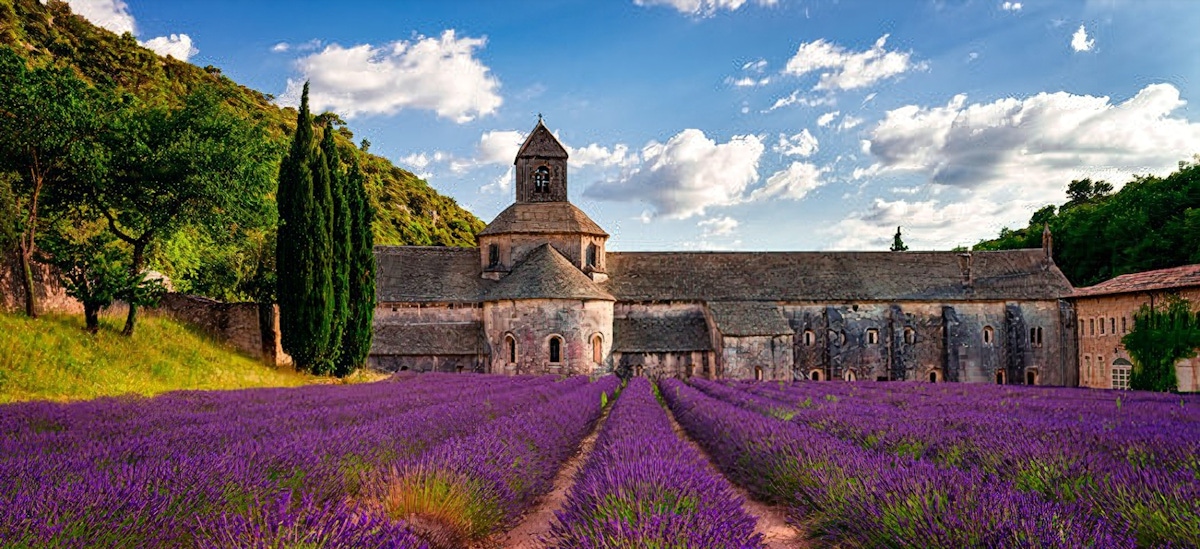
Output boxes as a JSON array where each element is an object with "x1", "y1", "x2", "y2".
[
  {"x1": 0, "y1": 46, "x2": 104, "y2": 318},
  {"x1": 334, "y1": 159, "x2": 376, "y2": 377},
  {"x1": 890, "y1": 226, "x2": 908, "y2": 252},
  {"x1": 1063, "y1": 178, "x2": 1113, "y2": 210},
  {"x1": 277, "y1": 83, "x2": 333, "y2": 373},
  {"x1": 322, "y1": 122, "x2": 350, "y2": 370},
  {"x1": 38, "y1": 216, "x2": 128, "y2": 333},
  {"x1": 1122, "y1": 295, "x2": 1200, "y2": 392},
  {"x1": 87, "y1": 86, "x2": 275, "y2": 336}
]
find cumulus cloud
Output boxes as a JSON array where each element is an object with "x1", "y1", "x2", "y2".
[
  {"x1": 698, "y1": 216, "x2": 740, "y2": 237},
  {"x1": 585, "y1": 129, "x2": 764, "y2": 219},
  {"x1": 837, "y1": 83, "x2": 1200, "y2": 249},
  {"x1": 827, "y1": 196, "x2": 1013, "y2": 249},
  {"x1": 1071, "y1": 25, "x2": 1095, "y2": 52},
  {"x1": 784, "y1": 34, "x2": 924, "y2": 91},
  {"x1": 1001, "y1": 1, "x2": 1022, "y2": 11},
  {"x1": 279, "y1": 30, "x2": 502, "y2": 122},
  {"x1": 816, "y1": 111, "x2": 840, "y2": 127},
  {"x1": 46, "y1": 0, "x2": 198, "y2": 61},
  {"x1": 748, "y1": 161, "x2": 827, "y2": 201},
  {"x1": 141, "y1": 34, "x2": 198, "y2": 61},
  {"x1": 774, "y1": 129, "x2": 819, "y2": 157},
  {"x1": 633, "y1": 0, "x2": 777, "y2": 17},
  {"x1": 570, "y1": 143, "x2": 634, "y2": 169}
]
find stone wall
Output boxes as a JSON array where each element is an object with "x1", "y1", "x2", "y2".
[
  {"x1": 484, "y1": 298, "x2": 613, "y2": 377},
  {"x1": 612, "y1": 350, "x2": 711, "y2": 380},
  {"x1": 720, "y1": 334, "x2": 794, "y2": 380},
  {"x1": 1074, "y1": 288, "x2": 1200, "y2": 391},
  {"x1": 0, "y1": 257, "x2": 83, "y2": 315},
  {"x1": 149, "y1": 293, "x2": 287, "y2": 364},
  {"x1": 369, "y1": 354, "x2": 485, "y2": 374}
]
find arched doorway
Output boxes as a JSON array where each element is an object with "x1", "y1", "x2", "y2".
[
  {"x1": 1025, "y1": 370, "x2": 1038, "y2": 385},
  {"x1": 809, "y1": 369, "x2": 823, "y2": 381},
  {"x1": 995, "y1": 369, "x2": 1006, "y2": 385},
  {"x1": 928, "y1": 369, "x2": 942, "y2": 383}
]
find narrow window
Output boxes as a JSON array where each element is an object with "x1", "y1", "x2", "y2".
[
  {"x1": 995, "y1": 370, "x2": 1006, "y2": 385},
  {"x1": 635, "y1": 364, "x2": 644, "y2": 377},
  {"x1": 1025, "y1": 370, "x2": 1037, "y2": 385},
  {"x1": 929, "y1": 371, "x2": 939, "y2": 383},
  {"x1": 591, "y1": 334, "x2": 603, "y2": 363},
  {"x1": 1099, "y1": 318, "x2": 1105, "y2": 335},
  {"x1": 803, "y1": 330, "x2": 815, "y2": 346},
  {"x1": 904, "y1": 327, "x2": 916, "y2": 345},
  {"x1": 1110, "y1": 318, "x2": 1115, "y2": 335},
  {"x1": 549, "y1": 336, "x2": 562, "y2": 363},
  {"x1": 534, "y1": 166, "x2": 550, "y2": 193},
  {"x1": 844, "y1": 369, "x2": 856, "y2": 381},
  {"x1": 506, "y1": 334, "x2": 517, "y2": 363},
  {"x1": 755, "y1": 366, "x2": 763, "y2": 381},
  {"x1": 1089, "y1": 318, "x2": 1095, "y2": 336},
  {"x1": 487, "y1": 243, "x2": 499, "y2": 268},
  {"x1": 586, "y1": 243, "x2": 597, "y2": 267},
  {"x1": 1121, "y1": 317, "x2": 1127, "y2": 334},
  {"x1": 867, "y1": 329, "x2": 879, "y2": 345},
  {"x1": 983, "y1": 326, "x2": 994, "y2": 346}
]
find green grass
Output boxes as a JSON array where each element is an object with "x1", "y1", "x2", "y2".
[{"x1": 0, "y1": 311, "x2": 312, "y2": 403}]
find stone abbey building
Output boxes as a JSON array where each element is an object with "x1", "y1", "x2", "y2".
[{"x1": 369, "y1": 121, "x2": 1081, "y2": 385}]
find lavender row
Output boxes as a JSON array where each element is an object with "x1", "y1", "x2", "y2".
[
  {"x1": 0, "y1": 375, "x2": 581, "y2": 547},
  {"x1": 719, "y1": 380, "x2": 1200, "y2": 546},
  {"x1": 549, "y1": 378, "x2": 761, "y2": 548},
  {"x1": 346, "y1": 375, "x2": 621, "y2": 548},
  {"x1": 661, "y1": 378, "x2": 1132, "y2": 548}
]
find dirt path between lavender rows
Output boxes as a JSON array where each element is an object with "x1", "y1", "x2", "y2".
[
  {"x1": 663, "y1": 403, "x2": 814, "y2": 549},
  {"x1": 482, "y1": 405, "x2": 612, "y2": 549}
]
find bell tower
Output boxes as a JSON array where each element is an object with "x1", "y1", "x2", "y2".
[{"x1": 515, "y1": 117, "x2": 569, "y2": 203}]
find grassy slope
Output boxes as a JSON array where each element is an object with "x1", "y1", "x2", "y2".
[{"x1": 0, "y1": 312, "x2": 311, "y2": 403}]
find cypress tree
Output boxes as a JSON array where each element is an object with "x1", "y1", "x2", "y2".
[
  {"x1": 335, "y1": 159, "x2": 376, "y2": 377},
  {"x1": 322, "y1": 123, "x2": 351, "y2": 372},
  {"x1": 307, "y1": 120, "x2": 336, "y2": 375},
  {"x1": 276, "y1": 83, "x2": 332, "y2": 373}
]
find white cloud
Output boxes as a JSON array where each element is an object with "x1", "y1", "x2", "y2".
[
  {"x1": 774, "y1": 129, "x2": 819, "y2": 157},
  {"x1": 1071, "y1": 25, "x2": 1095, "y2": 52},
  {"x1": 141, "y1": 34, "x2": 197, "y2": 61},
  {"x1": 633, "y1": 0, "x2": 777, "y2": 17},
  {"x1": 729, "y1": 76, "x2": 771, "y2": 87},
  {"x1": 47, "y1": 0, "x2": 199, "y2": 61},
  {"x1": 480, "y1": 166, "x2": 514, "y2": 193},
  {"x1": 816, "y1": 111, "x2": 840, "y2": 127},
  {"x1": 47, "y1": 0, "x2": 135, "y2": 35},
  {"x1": 784, "y1": 34, "x2": 924, "y2": 91},
  {"x1": 271, "y1": 42, "x2": 290, "y2": 53},
  {"x1": 839, "y1": 83, "x2": 1200, "y2": 248},
  {"x1": 748, "y1": 161, "x2": 827, "y2": 201},
  {"x1": 837, "y1": 114, "x2": 864, "y2": 131},
  {"x1": 585, "y1": 129, "x2": 765, "y2": 219},
  {"x1": 767, "y1": 90, "x2": 836, "y2": 111},
  {"x1": 279, "y1": 30, "x2": 503, "y2": 122},
  {"x1": 570, "y1": 143, "x2": 634, "y2": 169},
  {"x1": 1001, "y1": 2, "x2": 1023, "y2": 11},
  {"x1": 447, "y1": 129, "x2": 632, "y2": 174},
  {"x1": 742, "y1": 59, "x2": 768, "y2": 73},
  {"x1": 698, "y1": 216, "x2": 739, "y2": 237},
  {"x1": 827, "y1": 197, "x2": 1009, "y2": 250},
  {"x1": 271, "y1": 39, "x2": 322, "y2": 54}
]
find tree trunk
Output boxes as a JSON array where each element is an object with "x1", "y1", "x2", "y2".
[
  {"x1": 17, "y1": 239, "x2": 36, "y2": 318},
  {"x1": 83, "y1": 303, "x2": 100, "y2": 334},
  {"x1": 121, "y1": 241, "x2": 145, "y2": 337}
]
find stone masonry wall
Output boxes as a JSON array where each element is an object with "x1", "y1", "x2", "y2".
[
  {"x1": 149, "y1": 293, "x2": 287, "y2": 365},
  {"x1": 484, "y1": 298, "x2": 613, "y2": 377},
  {"x1": 1, "y1": 257, "x2": 83, "y2": 315},
  {"x1": 1074, "y1": 288, "x2": 1200, "y2": 392}
]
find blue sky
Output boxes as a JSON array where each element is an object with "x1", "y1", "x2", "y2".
[{"x1": 67, "y1": 0, "x2": 1200, "y2": 251}]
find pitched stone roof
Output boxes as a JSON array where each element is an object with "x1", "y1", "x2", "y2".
[
  {"x1": 613, "y1": 315, "x2": 712, "y2": 353},
  {"x1": 602, "y1": 249, "x2": 1073, "y2": 302},
  {"x1": 372, "y1": 323, "x2": 485, "y2": 355},
  {"x1": 477, "y1": 202, "x2": 609, "y2": 237},
  {"x1": 516, "y1": 120, "x2": 568, "y2": 160},
  {"x1": 708, "y1": 301, "x2": 793, "y2": 336},
  {"x1": 375, "y1": 246, "x2": 489, "y2": 303},
  {"x1": 1072, "y1": 264, "x2": 1200, "y2": 297},
  {"x1": 484, "y1": 244, "x2": 615, "y2": 302}
]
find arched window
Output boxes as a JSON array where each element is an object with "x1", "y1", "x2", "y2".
[
  {"x1": 903, "y1": 327, "x2": 916, "y2": 345},
  {"x1": 1110, "y1": 318, "x2": 1115, "y2": 335},
  {"x1": 487, "y1": 243, "x2": 499, "y2": 268},
  {"x1": 844, "y1": 369, "x2": 856, "y2": 381},
  {"x1": 754, "y1": 366, "x2": 763, "y2": 381},
  {"x1": 1099, "y1": 319, "x2": 1105, "y2": 335},
  {"x1": 586, "y1": 243, "x2": 597, "y2": 267},
  {"x1": 635, "y1": 364, "x2": 644, "y2": 377},
  {"x1": 1121, "y1": 317, "x2": 1127, "y2": 334},
  {"x1": 867, "y1": 329, "x2": 879, "y2": 345},
  {"x1": 534, "y1": 166, "x2": 550, "y2": 193},
  {"x1": 995, "y1": 369, "x2": 1006, "y2": 385},
  {"x1": 549, "y1": 336, "x2": 563, "y2": 363},
  {"x1": 1025, "y1": 370, "x2": 1037, "y2": 385},
  {"x1": 983, "y1": 326, "x2": 994, "y2": 346},
  {"x1": 1030, "y1": 326, "x2": 1043, "y2": 347},
  {"x1": 803, "y1": 330, "x2": 815, "y2": 346},
  {"x1": 1089, "y1": 318, "x2": 1095, "y2": 336},
  {"x1": 809, "y1": 369, "x2": 823, "y2": 381},
  {"x1": 591, "y1": 334, "x2": 603, "y2": 363},
  {"x1": 928, "y1": 369, "x2": 942, "y2": 383},
  {"x1": 505, "y1": 334, "x2": 517, "y2": 363}
]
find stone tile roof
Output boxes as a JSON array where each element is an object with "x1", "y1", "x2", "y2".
[
  {"x1": 375, "y1": 246, "x2": 490, "y2": 303},
  {"x1": 613, "y1": 315, "x2": 712, "y2": 353},
  {"x1": 372, "y1": 323, "x2": 484, "y2": 355},
  {"x1": 477, "y1": 202, "x2": 608, "y2": 237},
  {"x1": 708, "y1": 301, "x2": 793, "y2": 336},
  {"x1": 602, "y1": 249, "x2": 1073, "y2": 302},
  {"x1": 1072, "y1": 263, "x2": 1200, "y2": 297},
  {"x1": 516, "y1": 120, "x2": 568, "y2": 159},
  {"x1": 484, "y1": 244, "x2": 615, "y2": 301}
]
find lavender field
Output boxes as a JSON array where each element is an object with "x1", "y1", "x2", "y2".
[{"x1": 1, "y1": 374, "x2": 1198, "y2": 548}]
